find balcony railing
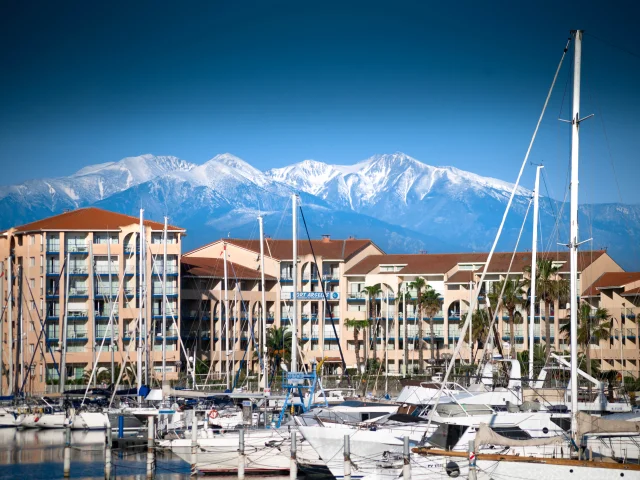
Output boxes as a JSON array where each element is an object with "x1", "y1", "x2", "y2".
[
  {"x1": 46, "y1": 266, "x2": 61, "y2": 274},
  {"x1": 153, "y1": 287, "x2": 178, "y2": 296},
  {"x1": 66, "y1": 244, "x2": 89, "y2": 253},
  {"x1": 68, "y1": 310, "x2": 88, "y2": 318},
  {"x1": 95, "y1": 327, "x2": 119, "y2": 339},
  {"x1": 94, "y1": 266, "x2": 119, "y2": 274},
  {"x1": 96, "y1": 308, "x2": 119, "y2": 318},
  {"x1": 152, "y1": 266, "x2": 178, "y2": 275},
  {"x1": 153, "y1": 309, "x2": 178, "y2": 317},
  {"x1": 46, "y1": 329, "x2": 59, "y2": 339},
  {"x1": 347, "y1": 292, "x2": 366, "y2": 300},
  {"x1": 46, "y1": 243, "x2": 60, "y2": 253},
  {"x1": 69, "y1": 287, "x2": 89, "y2": 296},
  {"x1": 68, "y1": 266, "x2": 88, "y2": 274},
  {"x1": 322, "y1": 273, "x2": 340, "y2": 281},
  {"x1": 66, "y1": 329, "x2": 88, "y2": 339}
]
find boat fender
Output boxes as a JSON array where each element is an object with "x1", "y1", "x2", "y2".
[{"x1": 445, "y1": 461, "x2": 460, "y2": 477}]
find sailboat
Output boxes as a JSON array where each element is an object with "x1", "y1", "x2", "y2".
[{"x1": 408, "y1": 30, "x2": 640, "y2": 480}]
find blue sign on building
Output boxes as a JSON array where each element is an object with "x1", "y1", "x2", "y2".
[{"x1": 281, "y1": 292, "x2": 340, "y2": 300}]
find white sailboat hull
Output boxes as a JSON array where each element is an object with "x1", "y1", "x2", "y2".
[
  {"x1": 70, "y1": 412, "x2": 109, "y2": 430},
  {"x1": 161, "y1": 429, "x2": 296, "y2": 474}
]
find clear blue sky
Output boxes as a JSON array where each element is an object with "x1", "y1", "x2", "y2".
[{"x1": 0, "y1": 0, "x2": 638, "y2": 204}]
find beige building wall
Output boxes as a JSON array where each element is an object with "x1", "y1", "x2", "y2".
[{"x1": 0, "y1": 215, "x2": 185, "y2": 395}]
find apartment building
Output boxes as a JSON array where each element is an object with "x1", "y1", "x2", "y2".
[
  {"x1": 180, "y1": 236, "x2": 384, "y2": 375},
  {"x1": 0, "y1": 207, "x2": 185, "y2": 394},
  {"x1": 182, "y1": 242, "x2": 623, "y2": 377},
  {"x1": 582, "y1": 271, "x2": 640, "y2": 378}
]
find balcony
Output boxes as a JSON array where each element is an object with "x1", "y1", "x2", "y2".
[
  {"x1": 95, "y1": 308, "x2": 119, "y2": 319},
  {"x1": 302, "y1": 274, "x2": 319, "y2": 283},
  {"x1": 66, "y1": 328, "x2": 88, "y2": 340},
  {"x1": 66, "y1": 244, "x2": 89, "y2": 254},
  {"x1": 153, "y1": 309, "x2": 178, "y2": 318},
  {"x1": 46, "y1": 289, "x2": 59, "y2": 299},
  {"x1": 46, "y1": 311, "x2": 60, "y2": 320},
  {"x1": 68, "y1": 287, "x2": 89, "y2": 298},
  {"x1": 46, "y1": 244, "x2": 60, "y2": 255},
  {"x1": 124, "y1": 266, "x2": 136, "y2": 276},
  {"x1": 94, "y1": 266, "x2": 119, "y2": 275},
  {"x1": 95, "y1": 327, "x2": 119, "y2": 340},
  {"x1": 68, "y1": 310, "x2": 89, "y2": 320},
  {"x1": 123, "y1": 245, "x2": 138, "y2": 255},
  {"x1": 46, "y1": 266, "x2": 61, "y2": 276},
  {"x1": 67, "y1": 266, "x2": 88, "y2": 276},
  {"x1": 153, "y1": 326, "x2": 179, "y2": 338},
  {"x1": 95, "y1": 288, "x2": 117, "y2": 298},
  {"x1": 322, "y1": 273, "x2": 340, "y2": 282},
  {"x1": 123, "y1": 287, "x2": 136, "y2": 297},
  {"x1": 279, "y1": 274, "x2": 293, "y2": 283},
  {"x1": 152, "y1": 265, "x2": 179, "y2": 276},
  {"x1": 347, "y1": 292, "x2": 366, "y2": 302},
  {"x1": 153, "y1": 287, "x2": 178, "y2": 298}
]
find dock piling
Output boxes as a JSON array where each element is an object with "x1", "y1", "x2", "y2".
[
  {"x1": 118, "y1": 415, "x2": 124, "y2": 438},
  {"x1": 344, "y1": 434, "x2": 351, "y2": 480},
  {"x1": 146, "y1": 415, "x2": 155, "y2": 479},
  {"x1": 63, "y1": 425, "x2": 71, "y2": 478},
  {"x1": 105, "y1": 418, "x2": 112, "y2": 479},
  {"x1": 289, "y1": 431, "x2": 297, "y2": 480},
  {"x1": 238, "y1": 428, "x2": 245, "y2": 479},
  {"x1": 403, "y1": 435, "x2": 411, "y2": 480},
  {"x1": 190, "y1": 412, "x2": 198, "y2": 477},
  {"x1": 468, "y1": 440, "x2": 477, "y2": 480}
]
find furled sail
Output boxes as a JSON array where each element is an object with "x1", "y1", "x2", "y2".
[{"x1": 576, "y1": 412, "x2": 640, "y2": 437}]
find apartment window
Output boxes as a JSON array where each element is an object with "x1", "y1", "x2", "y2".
[
  {"x1": 29, "y1": 235, "x2": 35, "y2": 245},
  {"x1": 29, "y1": 257, "x2": 35, "y2": 267},
  {"x1": 30, "y1": 300, "x2": 36, "y2": 311},
  {"x1": 29, "y1": 278, "x2": 35, "y2": 289},
  {"x1": 94, "y1": 233, "x2": 119, "y2": 245},
  {"x1": 29, "y1": 322, "x2": 35, "y2": 332}
]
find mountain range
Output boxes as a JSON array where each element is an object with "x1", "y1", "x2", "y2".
[{"x1": 2, "y1": 153, "x2": 639, "y2": 269}]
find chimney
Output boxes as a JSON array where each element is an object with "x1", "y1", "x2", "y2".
[
  {"x1": 419, "y1": 249, "x2": 428, "y2": 254},
  {"x1": 348, "y1": 235, "x2": 356, "y2": 240},
  {"x1": 321, "y1": 234, "x2": 331, "y2": 243}
]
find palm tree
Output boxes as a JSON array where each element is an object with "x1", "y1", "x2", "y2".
[
  {"x1": 560, "y1": 303, "x2": 610, "y2": 378},
  {"x1": 464, "y1": 308, "x2": 490, "y2": 362},
  {"x1": 409, "y1": 277, "x2": 427, "y2": 373},
  {"x1": 421, "y1": 286, "x2": 442, "y2": 361},
  {"x1": 489, "y1": 278, "x2": 524, "y2": 356},
  {"x1": 524, "y1": 259, "x2": 569, "y2": 361},
  {"x1": 265, "y1": 325, "x2": 293, "y2": 383},
  {"x1": 363, "y1": 284, "x2": 382, "y2": 364},
  {"x1": 396, "y1": 285, "x2": 411, "y2": 375},
  {"x1": 517, "y1": 343, "x2": 546, "y2": 380},
  {"x1": 345, "y1": 318, "x2": 369, "y2": 374}
]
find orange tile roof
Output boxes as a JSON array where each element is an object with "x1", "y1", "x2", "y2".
[
  {"x1": 447, "y1": 270, "x2": 475, "y2": 284},
  {"x1": 346, "y1": 251, "x2": 606, "y2": 276},
  {"x1": 582, "y1": 272, "x2": 640, "y2": 296},
  {"x1": 182, "y1": 256, "x2": 275, "y2": 280},
  {"x1": 188, "y1": 238, "x2": 381, "y2": 261},
  {"x1": 13, "y1": 207, "x2": 184, "y2": 233},
  {"x1": 621, "y1": 287, "x2": 640, "y2": 297}
]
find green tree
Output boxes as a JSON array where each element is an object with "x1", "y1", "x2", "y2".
[
  {"x1": 489, "y1": 278, "x2": 525, "y2": 356},
  {"x1": 345, "y1": 318, "x2": 369, "y2": 374},
  {"x1": 560, "y1": 303, "x2": 610, "y2": 378},
  {"x1": 265, "y1": 325, "x2": 293, "y2": 381},
  {"x1": 524, "y1": 259, "x2": 569, "y2": 361},
  {"x1": 363, "y1": 284, "x2": 382, "y2": 364},
  {"x1": 421, "y1": 286, "x2": 442, "y2": 361},
  {"x1": 409, "y1": 277, "x2": 427, "y2": 373},
  {"x1": 516, "y1": 344, "x2": 546, "y2": 380},
  {"x1": 464, "y1": 308, "x2": 490, "y2": 362}
]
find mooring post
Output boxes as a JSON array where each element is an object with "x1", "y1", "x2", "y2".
[
  {"x1": 289, "y1": 431, "x2": 297, "y2": 480},
  {"x1": 105, "y1": 417, "x2": 112, "y2": 479},
  {"x1": 344, "y1": 434, "x2": 351, "y2": 480},
  {"x1": 63, "y1": 424, "x2": 71, "y2": 477},
  {"x1": 468, "y1": 439, "x2": 477, "y2": 480},
  {"x1": 403, "y1": 435, "x2": 411, "y2": 480},
  {"x1": 146, "y1": 415, "x2": 155, "y2": 479},
  {"x1": 118, "y1": 415, "x2": 124, "y2": 439},
  {"x1": 238, "y1": 428, "x2": 245, "y2": 479},
  {"x1": 190, "y1": 412, "x2": 198, "y2": 477}
]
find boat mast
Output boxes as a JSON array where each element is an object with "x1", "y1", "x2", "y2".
[
  {"x1": 0, "y1": 260, "x2": 3, "y2": 396},
  {"x1": 385, "y1": 288, "x2": 389, "y2": 396},
  {"x1": 137, "y1": 209, "x2": 144, "y2": 402},
  {"x1": 59, "y1": 254, "x2": 70, "y2": 396},
  {"x1": 223, "y1": 242, "x2": 230, "y2": 391},
  {"x1": 16, "y1": 266, "x2": 23, "y2": 395},
  {"x1": 529, "y1": 165, "x2": 542, "y2": 382},
  {"x1": 108, "y1": 235, "x2": 115, "y2": 384},
  {"x1": 291, "y1": 194, "x2": 298, "y2": 373},
  {"x1": 403, "y1": 283, "x2": 407, "y2": 377},
  {"x1": 569, "y1": 29, "x2": 583, "y2": 442},
  {"x1": 7, "y1": 258, "x2": 12, "y2": 396},
  {"x1": 258, "y1": 216, "x2": 268, "y2": 392},
  {"x1": 162, "y1": 216, "x2": 168, "y2": 385}
]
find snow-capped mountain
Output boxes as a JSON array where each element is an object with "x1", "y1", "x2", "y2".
[{"x1": 1, "y1": 152, "x2": 638, "y2": 268}]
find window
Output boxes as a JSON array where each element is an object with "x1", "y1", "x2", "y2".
[
  {"x1": 29, "y1": 344, "x2": 35, "y2": 354},
  {"x1": 29, "y1": 235, "x2": 35, "y2": 245},
  {"x1": 29, "y1": 278, "x2": 35, "y2": 289},
  {"x1": 30, "y1": 300, "x2": 36, "y2": 311},
  {"x1": 29, "y1": 257, "x2": 35, "y2": 267}
]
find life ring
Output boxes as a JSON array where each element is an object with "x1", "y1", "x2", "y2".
[{"x1": 208, "y1": 409, "x2": 219, "y2": 420}]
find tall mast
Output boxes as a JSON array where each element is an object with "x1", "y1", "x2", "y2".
[
  {"x1": 108, "y1": 235, "x2": 115, "y2": 383},
  {"x1": 385, "y1": 288, "x2": 389, "y2": 396},
  {"x1": 162, "y1": 217, "x2": 168, "y2": 385},
  {"x1": 16, "y1": 266, "x2": 23, "y2": 394},
  {"x1": 0, "y1": 260, "x2": 3, "y2": 396},
  {"x1": 223, "y1": 242, "x2": 230, "y2": 391},
  {"x1": 137, "y1": 209, "x2": 144, "y2": 401},
  {"x1": 529, "y1": 165, "x2": 542, "y2": 382},
  {"x1": 60, "y1": 254, "x2": 70, "y2": 395},
  {"x1": 232, "y1": 288, "x2": 237, "y2": 384},
  {"x1": 258, "y1": 216, "x2": 268, "y2": 392},
  {"x1": 291, "y1": 194, "x2": 298, "y2": 373},
  {"x1": 7, "y1": 258, "x2": 12, "y2": 396},
  {"x1": 402, "y1": 283, "x2": 407, "y2": 377},
  {"x1": 569, "y1": 30, "x2": 583, "y2": 441}
]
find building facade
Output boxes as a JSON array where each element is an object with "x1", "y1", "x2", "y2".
[
  {"x1": 182, "y1": 242, "x2": 629, "y2": 378},
  {"x1": 0, "y1": 207, "x2": 185, "y2": 395}
]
